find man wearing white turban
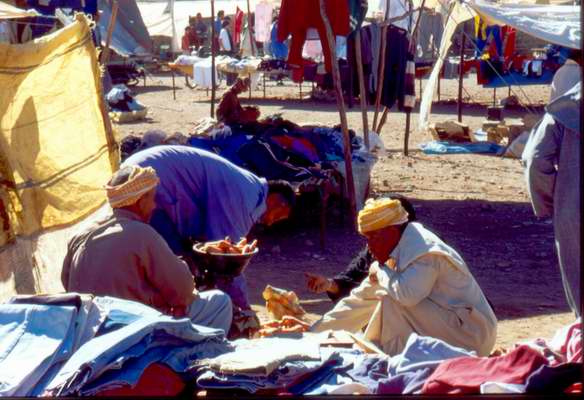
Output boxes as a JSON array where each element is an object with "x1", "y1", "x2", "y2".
[
  {"x1": 61, "y1": 166, "x2": 233, "y2": 333},
  {"x1": 311, "y1": 197, "x2": 497, "y2": 356}
]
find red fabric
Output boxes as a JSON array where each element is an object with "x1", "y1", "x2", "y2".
[
  {"x1": 277, "y1": 0, "x2": 349, "y2": 81},
  {"x1": 566, "y1": 382, "x2": 582, "y2": 394},
  {"x1": 234, "y1": 7, "x2": 245, "y2": 45},
  {"x1": 95, "y1": 363, "x2": 185, "y2": 396},
  {"x1": 421, "y1": 345, "x2": 549, "y2": 394},
  {"x1": 560, "y1": 320, "x2": 582, "y2": 364},
  {"x1": 502, "y1": 26, "x2": 516, "y2": 61}
]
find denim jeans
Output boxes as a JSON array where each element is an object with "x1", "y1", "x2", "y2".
[
  {"x1": 0, "y1": 304, "x2": 77, "y2": 396},
  {"x1": 45, "y1": 296, "x2": 233, "y2": 396}
]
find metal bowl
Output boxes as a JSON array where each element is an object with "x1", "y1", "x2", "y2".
[{"x1": 192, "y1": 243, "x2": 258, "y2": 278}]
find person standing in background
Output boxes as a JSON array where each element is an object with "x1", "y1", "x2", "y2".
[{"x1": 523, "y1": 82, "x2": 581, "y2": 317}]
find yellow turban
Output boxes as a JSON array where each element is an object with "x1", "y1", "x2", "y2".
[
  {"x1": 357, "y1": 197, "x2": 409, "y2": 234},
  {"x1": 104, "y1": 166, "x2": 159, "y2": 209}
]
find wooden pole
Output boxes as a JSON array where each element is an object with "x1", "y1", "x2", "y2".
[
  {"x1": 457, "y1": 29, "x2": 465, "y2": 122},
  {"x1": 378, "y1": 107, "x2": 389, "y2": 132},
  {"x1": 319, "y1": 0, "x2": 356, "y2": 227},
  {"x1": 403, "y1": 0, "x2": 425, "y2": 157},
  {"x1": 210, "y1": 0, "x2": 216, "y2": 118},
  {"x1": 171, "y1": 70, "x2": 176, "y2": 100},
  {"x1": 404, "y1": 111, "x2": 411, "y2": 156},
  {"x1": 355, "y1": 30, "x2": 370, "y2": 149},
  {"x1": 372, "y1": 0, "x2": 391, "y2": 132},
  {"x1": 246, "y1": 0, "x2": 255, "y2": 56},
  {"x1": 102, "y1": 0, "x2": 119, "y2": 64}
]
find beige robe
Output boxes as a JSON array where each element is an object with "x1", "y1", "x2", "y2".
[{"x1": 312, "y1": 222, "x2": 497, "y2": 356}]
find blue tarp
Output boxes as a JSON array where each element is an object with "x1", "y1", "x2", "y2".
[{"x1": 419, "y1": 141, "x2": 505, "y2": 155}]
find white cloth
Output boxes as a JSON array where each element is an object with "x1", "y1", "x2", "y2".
[
  {"x1": 550, "y1": 60, "x2": 581, "y2": 102},
  {"x1": 204, "y1": 336, "x2": 321, "y2": 376},
  {"x1": 480, "y1": 382, "x2": 526, "y2": 394},
  {"x1": 219, "y1": 28, "x2": 232, "y2": 51},
  {"x1": 193, "y1": 57, "x2": 215, "y2": 89},
  {"x1": 469, "y1": 0, "x2": 581, "y2": 50},
  {"x1": 254, "y1": 1, "x2": 273, "y2": 43},
  {"x1": 312, "y1": 222, "x2": 497, "y2": 357}
]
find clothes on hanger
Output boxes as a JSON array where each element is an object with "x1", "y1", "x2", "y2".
[
  {"x1": 255, "y1": 0, "x2": 273, "y2": 43},
  {"x1": 277, "y1": 0, "x2": 350, "y2": 81}
]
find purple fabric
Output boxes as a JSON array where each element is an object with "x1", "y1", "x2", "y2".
[
  {"x1": 346, "y1": 356, "x2": 388, "y2": 393},
  {"x1": 377, "y1": 367, "x2": 433, "y2": 394}
]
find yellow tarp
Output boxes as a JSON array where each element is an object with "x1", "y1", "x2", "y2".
[{"x1": 0, "y1": 14, "x2": 119, "y2": 245}]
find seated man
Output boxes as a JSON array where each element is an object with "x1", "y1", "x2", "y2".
[
  {"x1": 305, "y1": 196, "x2": 417, "y2": 302},
  {"x1": 122, "y1": 145, "x2": 295, "y2": 310},
  {"x1": 61, "y1": 166, "x2": 232, "y2": 333},
  {"x1": 311, "y1": 197, "x2": 497, "y2": 357},
  {"x1": 216, "y1": 78, "x2": 260, "y2": 126}
]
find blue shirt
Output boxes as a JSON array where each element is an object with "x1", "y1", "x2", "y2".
[{"x1": 122, "y1": 145, "x2": 268, "y2": 252}]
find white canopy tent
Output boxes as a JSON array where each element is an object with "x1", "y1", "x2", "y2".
[
  {"x1": 137, "y1": 0, "x2": 278, "y2": 52},
  {"x1": 418, "y1": 0, "x2": 581, "y2": 132},
  {"x1": 0, "y1": 1, "x2": 38, "y2": 19}
]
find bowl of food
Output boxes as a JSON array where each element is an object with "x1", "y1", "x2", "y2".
[{"x1": 192, "y1": 237, "x2": 258, "y2": 278}]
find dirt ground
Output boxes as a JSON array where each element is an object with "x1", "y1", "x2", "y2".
[{"x1": 115, "y1": 70, "x2": 575, "y2": 349}]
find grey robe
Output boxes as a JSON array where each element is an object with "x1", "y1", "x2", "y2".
[{"x1": 523, "y1": 82, "x2": 581, "y2": 317}]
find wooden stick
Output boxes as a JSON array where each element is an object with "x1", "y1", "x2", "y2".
[
  {"x1": 171, "y1": 69, "x2": 176, "y2": 100},
  {"x1": 102, "y1": 0, "x2": 118, "y2": 64},
  {"x1": 246, "y1": 0, "x2": 255, "y2": 56},
  {"x1": 210, "y1": 0, "x2": 216, "y2": 118},
  {"x1": 354, "y1": 30, "x2": 370, "y2": 149},
  {"x1": 404, "y1": 111, "x2": 411, "y2": 156},
  {"x1": 457, "y1": 29, "x2": 465, "y2": 122},
  {"x1": 377, "y1": 107, "x2": 389, "y2": 132},
  {"x1": 372, "y1": 0, "x2": 391, "y2": 132},
  {"x1": 319, "y1": 0, "x2": 356, "y2": 227}
]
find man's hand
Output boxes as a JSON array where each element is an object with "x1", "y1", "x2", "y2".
[
  {"x1": 171, "y1": 290, "x2": 199, "y2": 318},
  {"x1": 305, "y1": 272, "x2": 333, "y2": 294},
  {"x1": 368, "y1": 263, "x2": 380, "y2": 284}
]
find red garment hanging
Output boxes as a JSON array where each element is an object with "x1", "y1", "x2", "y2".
[
  {"x1": 277, "y1": 0, "x2": 349, "y2": 82},
  {"x1": 234, "y1": 7, "x2": 245, "y2": 45}
]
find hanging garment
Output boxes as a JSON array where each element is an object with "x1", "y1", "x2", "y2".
[
  {"x1": 415, "y1": 12, "x2": 443, "y2": 61},
  {"x1": 278, "y1": 0, "x2": 349, "y2": 80},
  {"x1": 269, "y1": 22, "x2": 288, "y2": 59},
  {"x1": 348, "y1": 0, "x2": 368, "y2": 33},
  {"x1": 380, "y1": 26, "x2": 410, "y2": 110},
  {"x1": 255, "y1": 1, "x2": 273, "y2": 43},
  {"x1": 234, "y1": 7, "x2": 245, "y2": 45}
]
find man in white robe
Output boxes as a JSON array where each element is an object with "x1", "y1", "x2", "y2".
[{"x1": 311, "y1": 197, "x2": 497, "y2": 356}]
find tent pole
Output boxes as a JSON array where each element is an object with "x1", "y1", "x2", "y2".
[
  {"x1": 493, "y1": 88, "x2": 496, "y2": 106},
  {"x1": 372, "y1": 0, "x2": 391, "y2": 132},
  {"x1": 102, "y1": 0, "x2": 118, "y2": 64},
  {"x1": 319, "y1": 0, "x2": 357, "y2": 227},
  {"x1": 404, "y1": 111, "x2": 411, "y2": 156},
  {"x1": 355, "y1": 30, "x2": 370, "y2": 149},
  {"x1": 378, "y1": 107, "x2": 389, "y2": 132},
  {"x1": 210, "y1": 0, "x2": 216, "y2": 118},
  {"x1": 246, "y1": 0, "x2": 255, "y2": 56},
  {"x1": 457, "y1": 27, "x2": 465, "y2": 123}
]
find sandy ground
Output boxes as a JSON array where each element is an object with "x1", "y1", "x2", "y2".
[{"x1": 115, "y1": 70, "x2": 575, "y2": 349}]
